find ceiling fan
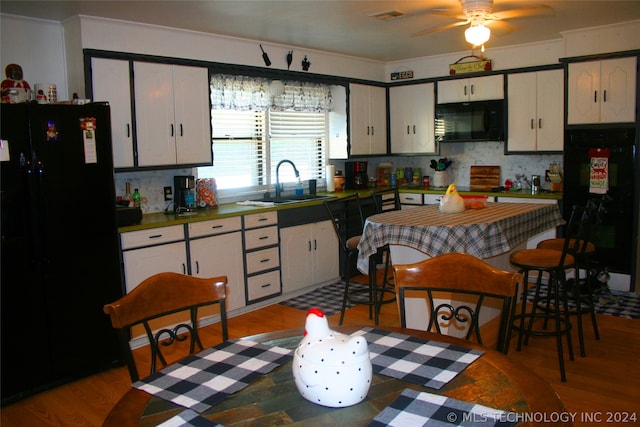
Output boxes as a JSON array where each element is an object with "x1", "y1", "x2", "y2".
[{"x1": 412, "y1": 0, "x2": 553, "y2": 49}]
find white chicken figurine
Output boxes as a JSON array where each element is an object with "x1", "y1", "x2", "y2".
[{"x1": 292, "y1": 308, "x2": 372, "y2": 407}]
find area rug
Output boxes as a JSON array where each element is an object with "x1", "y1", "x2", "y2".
[
  {"x1": 525, "y1": 284, "x2": 640, "y2": 319},
  {"x1": 280, "y1": 281, "x2": 369, "y2": 316}
]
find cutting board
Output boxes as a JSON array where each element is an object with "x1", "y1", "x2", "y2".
[{"x1": 470, "y1": 166, "x2": 501, "y2": 191}]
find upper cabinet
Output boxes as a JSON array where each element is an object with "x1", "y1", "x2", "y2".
[
  {"x1": 349, "y1": 83, "x2": 387, "y2": 155},
  {"x1": 437, "y1": 74, "x2": 504, "y2": 104},
  {"x1": 134, "y1": 62, "x2": 212, "y2": 167},
  {"x1": 389, "y1": 83, "x2": 437, "y2": 154},
  {"x1": 507, "y1": 69, "x2": 564, "y2": 153},
  {"x1": 91, "y1": 57, "x2": 134, "y2": 168},
  {"x1": 567, "y1": 57, "x2": 637, "y2": 124}
]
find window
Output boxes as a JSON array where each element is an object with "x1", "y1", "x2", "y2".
[{"x1": 198, "y1": 74, "x2": 332, "y2": 194}]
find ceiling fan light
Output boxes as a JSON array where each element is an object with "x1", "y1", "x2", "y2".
[{"x1": 465, "y1": 24, "x2": 490, "y2": 46}]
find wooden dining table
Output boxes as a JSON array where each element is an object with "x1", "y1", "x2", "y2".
[
  {"x1": 103, "y1": 325, "x2": 570, "y2": 426},
  {"x1": 356, "y1": 202, "x2": 565, "y2": 274}
]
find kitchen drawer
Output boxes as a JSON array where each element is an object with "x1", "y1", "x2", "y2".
[
  {"x1": 121, "y1": 225, "x2": 184, "y2": 250},
  {"x1": 247, "y1": 270, "x2": 281, "y2": 301},
  {"x1": 244, "y1": 226, "x2": 279, "y2": 250},
  {"x1": 400, "y1": 193, "x2": 423, "y2": 205},
  {"x1": 244, "y1": 211, "x2": 278, "y2": 229},
  {"x1": 245, "y1": 247, "x2": 280, "y2": 274},
  {"x1": 188, "y1": 217, "x2": 241, "y2": 238}
]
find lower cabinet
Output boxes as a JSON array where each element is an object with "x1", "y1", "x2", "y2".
[
  {"x1": 244, "y1": 212, "x2": 281, "y2": 304},
  {"x1": 121, "y1": 225, "x2": 187, "y2": 293},
  {"x1": 280, "y1": 220, "x2": 339, "y2": 294}
]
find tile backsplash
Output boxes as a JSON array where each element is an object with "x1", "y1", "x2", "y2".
[{"x1": 116, "y1": 141, "x2": 562, "y2": 213}]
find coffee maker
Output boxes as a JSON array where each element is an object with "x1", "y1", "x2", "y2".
[
  {"x1": 174, "y1": 175, "x2": 196, "y2": 212},
  {"x1": 345, "y1": 161, "x2": 368, "y2": 189}
]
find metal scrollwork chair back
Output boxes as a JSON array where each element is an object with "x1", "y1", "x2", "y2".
[
  {"x1": 393, "y1": 253, "x2": 521, "y2": 354},
  {"x1": 103, "y1": 272, "x2": 228, "y2": 382}
]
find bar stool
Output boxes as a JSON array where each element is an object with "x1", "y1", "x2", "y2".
[
  {"x1": 535, "y1": 200, "x2": 601, "y2": 357},
  {"x1": 323, "y1": 194, "x2": 391, "y2": 325},
  {"x1": 509, "y1": 204, "x2": 596, "y2": 382}
]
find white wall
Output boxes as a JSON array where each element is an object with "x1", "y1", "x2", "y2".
[{"x1": 1, "y1": 14, "x2": 68, "y2": 100}]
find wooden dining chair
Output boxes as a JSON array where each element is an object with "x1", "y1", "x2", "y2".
[
  {"x1": 103, "y1": 272, "x2": 228, "y2": 382},
  {"x1": 393, "y1": 253, "x2": 521, "y2": 354}
]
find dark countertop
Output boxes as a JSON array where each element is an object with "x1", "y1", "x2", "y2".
[{"x1": 118, "y1": 187, "x2": 562, "y2": 233}]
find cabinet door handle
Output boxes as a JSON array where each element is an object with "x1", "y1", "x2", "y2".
[
  {"x1": 314, "y1": 239, "x2": 317, "y2": 250},
  {"x1": 470, "y1": 84, "x2": 475, "y2": 95},
  {"x1": 180, "y1": 123, "x2": 184, "y2": 137},
  {"x1": 594, "y1": 90, "x2": 598, "y2": 103},
  {"x1": 530, "y1": 119, "x2": 535, "y2": 129},
  {"x1": 603, "y1": 90, "x2": 607, "y2": 102},
  {"x1": 195, "y1": 261, "x2": 200, "y2": 274},
  {"x1": 367, "y1": 126, "x2": 370, "y2": 135},
  {"x1": 182, "y1": 263, "x2": 186, "y2": 274},
  {"x1": 371, "y1": 126, "x2": 374, "y2": 136},
  {"x1": 170, "y1": 124, "x2": 174, "y2": 137},
  {"x1": 407, "y1": 125, "x2": 410, "y2": 134},
  {"x1": 126, "y1": 123, "x2": 131, "y2": 137},
  {"x1": 464, "y1": 85, "x2": 468, "y2": 96},
  {"x1": 539, "y1": 118, "x2": 542, "y2": 129},
  {"x1": 308, "y1": 241, "x2": 312, "y2": 252},
  {"x1": 413, "y1": 125, "x2": 416, "y2": 134}
]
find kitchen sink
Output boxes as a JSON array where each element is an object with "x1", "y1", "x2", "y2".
[{"x1": 251, "y1": 194, "x2": 337, "y2": 204}]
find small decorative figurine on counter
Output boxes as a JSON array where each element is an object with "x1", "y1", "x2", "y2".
[
  {"x1": 292, "y1": 308, "x2": 371, "y2": 407},
  {"x1": 1, "y1": 63, "x2": 31, "y2": 103}
]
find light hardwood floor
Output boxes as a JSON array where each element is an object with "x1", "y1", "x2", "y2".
[{"x1": 2, "y1": 297, "x2": 639, "y2": 426}]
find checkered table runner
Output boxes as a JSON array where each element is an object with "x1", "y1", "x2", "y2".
[
  {"x1": 359, "y1": 328, "x2": 484, "y2": 389},
  {"x1": 157, "y1": 409, "x2": 221, "y2": 427},
  {"x1": 369, "y1": 388, "x2": 517, "y2": 427},
  {"x1": 133, "y1": 339, "x2": 293, "y2": 413},
  {"x1": 357, "y1": 203, "x2": 564, "y2": 273}
]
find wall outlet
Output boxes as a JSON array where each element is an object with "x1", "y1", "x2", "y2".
[{"x1": 164, "y1": 186, "x2": 173, "y2": 201}]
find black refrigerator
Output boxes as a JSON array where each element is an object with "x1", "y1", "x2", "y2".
[{"x1": 1, "y1": 102, "x2": 123, "y2": 404}]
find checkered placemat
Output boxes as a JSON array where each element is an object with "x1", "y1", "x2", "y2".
[
  {"x1": 134, "y1": 339, "x2": 293, "y2": 413},
  {"x1": 157, "y1": 409, "x2": 221, "y2": 427},
  {"x1": 279, "y1": 281, "x2": 369, "y2": 315},
  {"x1": 369, "y1": 388, "x2": 517, "y2": 427},
  {"x1": 359, "y1": 328, "x2": 484, "y2": 390}
]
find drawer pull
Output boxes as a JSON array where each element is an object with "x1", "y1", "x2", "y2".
[
  {"x1": 258, "y1": 217, "x2": 268, "y2": 222},
  {"x1": 211, "y1": 225, "x2": 223, "y2": 229},
  {"x1": 261, "y1": 283, "x2": 272, "y2": 288},
  {"x1": 259, "y1": 236, "x2": 269, "y2": 240},
  {"x1": 260, "y1": 258, "x2": 271, "y2": 263},
  {"x1": 149, "y1": 234, "x2": 163, "y2": 239}
]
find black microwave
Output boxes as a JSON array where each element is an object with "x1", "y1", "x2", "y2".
[{"x1": 435, "y1": 100, "x2": 505, "y2": 143}]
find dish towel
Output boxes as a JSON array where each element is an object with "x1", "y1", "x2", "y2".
[
  {"x1": 588, "y1": 147, "x2": 610, "y2": 194},
  {"x1": 369, "y1": 388, "x2": 517, "y2": 427},
  {"x1": 133, "y1": 339, "x2": 292, "y2": 413},
  {"x1": 359, "y1": 328, "x2": 484, "y2": 389}
]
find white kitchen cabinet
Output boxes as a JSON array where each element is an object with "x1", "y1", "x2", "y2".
[
  {"x1": 567, "y1": 57, "x2": 637, "y2": 124},
  {"x1": 349, "y1": 83, "x2": 387, "y2": 155},
  {"x1": 507, "y1": 69, "x2": 563, "y2": 152},
  {"x1": 120, "y1": 225, "x2": 187, "y2": 293},
  {"x1": 437, "y1": 74, "x2": 504, "y2": 104},
  {"x1": 280, "y1": 220, "x2": 339, "y2": 294},
  {"x1": 134, "y1": 62, "x2": 212, "y2": 167},
  {"x1": 189, "y1": 217, "x2": 245, "y2": 311},
  {"x1": 243, "y1": 212, "x2": 281, "y2": 303},
  {"x1": 91, "y1": 57, "x2": 134, "y2": 168},
  {"x1": 390, "y1": 83, "x2": 436, "y2": 154}
]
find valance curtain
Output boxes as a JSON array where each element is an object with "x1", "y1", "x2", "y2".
[{"x1": 210, "y1": 74, "x2": 332, "y2": 112}]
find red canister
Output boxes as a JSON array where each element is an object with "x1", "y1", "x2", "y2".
[{"x1": 423, "y1": 176, "x2": 430, "y2": 188}]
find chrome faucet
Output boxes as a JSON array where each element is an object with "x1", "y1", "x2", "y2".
[{"x1": 275, "y1": 159, "x2": 300, "y2": 200}]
